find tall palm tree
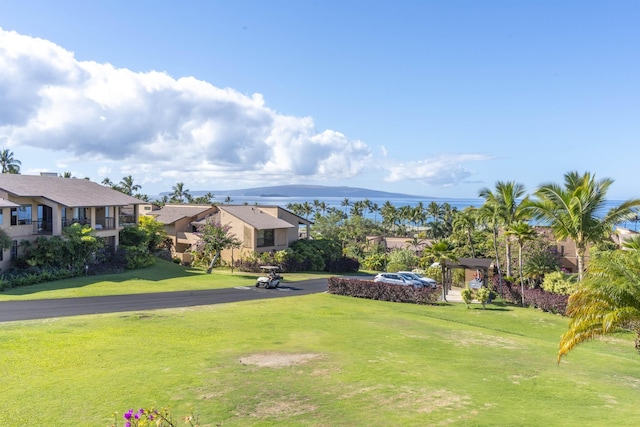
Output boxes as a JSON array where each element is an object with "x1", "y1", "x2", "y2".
[
  {"x1": 452, "y1": 207, "x2": 478, "y2": 257},
  {"x1": 102, "y1": 177, "x2": 117, "y2": 189},
  {"x1": 224, "y1": 196, "x2": 233, "y2": 204},
  {"x1": 341, "y1": 198, "x2": 351, "y2": 217},
  {"x1": 350, "y1": 200, "x2": 366, "y2": 217},
  {"x1": 478, "y1": 200, "x2": 504, "y2": 295},
  {"x1": 301, "y1": 201, "x2": 314, "y2": 220},
  {"x1": 422, "y1": 239, "x2": 458, "y2": 303},
  {"x1": 0, "y1": 149, "x2": 21, "y2": 174},
  {"x1": 479, "y1": 181, "x2": 529, "y2": 277},
  {"x1": 558, "y1": 249, "x2": 640, "y2": 362},
  {"x1": 505, "y1": 222, "x2": 537, "y2": 306},
  {"x1": 380, "y1": 201, "x2": 397, "y2": 234},
  {"x1": 171, "y1": 182, "x2": 191, "y2": 203},
  {"x1": 526, "y1": 171, "x2": 640, "y2": 280},
  {"x1": 119, "y1": 175, "x2": 141, "y2": 196}
]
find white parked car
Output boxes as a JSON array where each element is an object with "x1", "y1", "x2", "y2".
[
  {"x1": 374, "y1": 273, "x2": 424, "y2": 287},
  {"x1": 398, "y1": 271, "x2": 438, "y2": 288}
]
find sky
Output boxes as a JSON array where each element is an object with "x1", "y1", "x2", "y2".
[{"x1": 0, "y1": 1, "x2": 638, "y2": 199}]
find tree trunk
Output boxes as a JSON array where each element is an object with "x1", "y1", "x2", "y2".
[
  {"x1": 576, "y1": 246, "x2": 585, "y2": 281},
  {"x1": 492, "y1": 226, "x2": 503, "y2": 296},
  {"x1": 519, "y1": 244, "x2": 525, "y2": 307},
  {"x1": 441, "y1": 265, "x2": 447, "y2": 302},
  {"x1": 206, "y1": 251, "x2": 220, "y2": 274},
  {"x1": 505, "y1": 239, "x2": 513, "y2": 277}
]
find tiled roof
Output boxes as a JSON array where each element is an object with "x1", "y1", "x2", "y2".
[
  {"x1": 218, "y1": 205, "x2": 295, "y2": 230},
  {"x1": 0, "y1": 174, "x2": 143, "y2": 207},
  {"x1": 147, "y1": 205, "x2": 215, "y2": 224},
  {"x1": 0, "y1": 197, "x2": 19, "y2": 208}
]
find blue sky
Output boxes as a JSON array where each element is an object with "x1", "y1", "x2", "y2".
[{"x1": 1, "y1": 1, "x2": 638, "y2": 199}]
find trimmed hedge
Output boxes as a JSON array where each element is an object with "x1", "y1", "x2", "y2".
[
  {"x1": 327, "y1": 277, "x2": 440, "y2": 305},
  {"x1": 494, "y1": 276, "x2": 568, "y2": 315}
]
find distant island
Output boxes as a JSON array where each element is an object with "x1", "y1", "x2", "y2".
[{"x1": 161, "y1": 184, "x2": 426, "y2": 199}]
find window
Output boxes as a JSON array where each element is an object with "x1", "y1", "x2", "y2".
[
  {"x1": 10, "y1": 240, "x2": 17, "y2": 260},
  {"x1": 0, "y1": 208, "x2": 3, "y2": 225},
  {"x1": 257, "y1": 229, "x2": 275, "y2": 247},
  {"x1": 10, "y1": 205, "x2": 32, "y2": 225}
]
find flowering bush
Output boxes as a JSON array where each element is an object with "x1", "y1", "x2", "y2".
[{"x1": 111, "y1": 407, "x2": 201, "y2": 427}]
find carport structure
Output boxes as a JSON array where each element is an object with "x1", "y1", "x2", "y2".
[{"x1": 443, "y1": 257, "x2": 494, "y2": 290}]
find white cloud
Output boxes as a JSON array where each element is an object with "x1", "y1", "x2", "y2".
[
  {"x1": 0, "y1": 28, "x2": 494, "y2": 193},
  {"x1": 385, "y1": 153, "x2": 493, "y2": 187},
  {"x1": 0, "y1": 28, "x2": 372, "y2": 186}
]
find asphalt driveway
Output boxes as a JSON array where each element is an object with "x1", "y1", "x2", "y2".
[{"x1": 0, "y1": 278, "x2": 328, "y2": 322}]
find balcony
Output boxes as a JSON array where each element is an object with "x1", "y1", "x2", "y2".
[
  {"x1": 33, "y1": 219, "x2": 53, "y2": 235},
  {"x1": 95, "y1": 217, "x2": 116, "y2": 230},
  {"x1": 62, "y1": 218, "x2": 92, "y2": 228}
]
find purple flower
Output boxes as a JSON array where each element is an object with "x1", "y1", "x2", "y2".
[
  {"x1": 124, "y1": 422, "x2": 131, "y2": 427},
  {"x1": 124, "y1": 409, "x2": 134, "y2": 420}
]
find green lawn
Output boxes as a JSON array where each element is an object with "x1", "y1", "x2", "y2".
[
  {"x1": 0, "y1": 261, "x2": 338, "y2": 300},
  {"x1": 1, "y1": 278, "x2": 639, "y2": 426}
]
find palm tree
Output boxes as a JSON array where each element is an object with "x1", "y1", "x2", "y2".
[
  {"x1": 380, "y1": 202, "x2": 397, "y2": 234},
  {"x1": 224, "y1": 196, "x2": 233, "y2": 204},
  {"x1": 623, "y1": 235, "x2": 640, "y2": 251},
  {"x1": 171, "y1": 182, "x2": 191, "y2": 203},
  {"x1": 505, "y1": 222, "x2": 537, "y2": 306},
  {"x1": 101, "y1": 177, "x2": 117, "y2": 189},
  {"x1": 479, "y1": 181, "x2": 529, "y2": 277},
  {"x1": 558, "y1": 249, "x2": 640, "y2": 362},
  {"x1": 119, "y1": 175, "x2": 141, "y2": 196},
  {"x1": 350, "y1": 200, "x2": 366, "y2": 217},
  {"x1": 61, "y1": 171, "x2": 73, "y2": 178},
  {"x1": 405, "y1": 235, "x2": 425, "y2": 255},
  {"x1": 301, "y1": 201, "x2": 314, "y2": 220},
  {"x1": 452, "y1": 207, "x2": 478, "y2": 257},
  {"x1": 422, "y1": 239, "x2": 458, "y2": 302},
  {"x1": 0, "y1": 149, "x2": 21, "y2": 174},
  {"x1": 526, "y1": 171, "x2": 640, "y2": 280},
  {"x1": 478, "y1": 200, "x2": 504, "y2": 295},
  {"x1": 341, "y1": 198, "x2": 351, "y2": 216}
]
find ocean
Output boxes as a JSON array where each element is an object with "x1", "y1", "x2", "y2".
[{"x1": 217, "y1": 195, "x2": 637, "y2": 230}]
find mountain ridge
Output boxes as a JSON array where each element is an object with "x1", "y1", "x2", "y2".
[{"x1": 161, "y1": 184, "x2": 425, "y2": 199}]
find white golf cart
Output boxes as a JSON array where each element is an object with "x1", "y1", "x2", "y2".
[{"x1": 255, "y1": 266, "x2": 283, "y2": 289}]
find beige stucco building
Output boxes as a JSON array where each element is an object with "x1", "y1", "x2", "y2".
[
  {"x1": 144, "y1": 204, "x2": 312, "y2": 264},
  {"x1": 0, "y1": 174, "x2": 143, "y2": 271}
]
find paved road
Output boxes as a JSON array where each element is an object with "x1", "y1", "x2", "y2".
[{"x1": 0, "y1": 278, "x2": 328, "y2": 322}]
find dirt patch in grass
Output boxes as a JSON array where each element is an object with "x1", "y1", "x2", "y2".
[
  {"x1": 239, "y1": 352, "x2": 322, "y2": 368},
  {"x1": 452, "y1": 331, "x2": 521, "y2": 350},
  {"x1": 340, "y1": 385, "x2": 470, "y2": 414},
  {"x1": 251, "y1": 399, "x2": 318, "y2": 418}
]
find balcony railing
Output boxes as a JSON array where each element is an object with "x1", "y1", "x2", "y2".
[
  {"x1": 94, "y1": 217, "x2": 116, "y2": 230},
  {"x1": 62, "y1": 218, "x2": 92, "y2": 228},
  {"x1": 119, "y1": 214, "x2": 137, "y2": 227},
  {"x1": 33, "y1": 220, "x2": 53, "y2": 235}
]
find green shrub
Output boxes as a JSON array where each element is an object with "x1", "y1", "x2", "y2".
[
  {"x1": 476, "y1": 287, "x2": 491, "y2": 309},
  {"x1": 362, "y1": 253, "x2": 387, "y2": 271},
  {"x1": 386, "y1": 248, "x2": 419, "y2": 272},
  {"x1": 461, "y1": 286, "x2": 474, "y2": 308},
  {"x1": 541, "y1": 271, "x2": 578, "y2": 295},
  {"x1": 122, "y1": 245, "x2": 156, "y2": 269}
]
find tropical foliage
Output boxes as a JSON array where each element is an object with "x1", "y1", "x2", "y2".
[
  {"x1": 558, "y1": 249, "x2": 640, "y2": 361},
  {"x1": 0, "y1": 148, "x2": 21, "y2": 174},
  {"x1": 192, "y1": 220, "x2": 241, "y2": 272},
  {"x1": 527, "y1": 171, "x2": 640, "y2": 280}
]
